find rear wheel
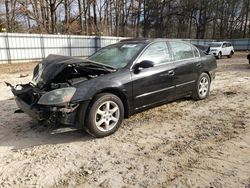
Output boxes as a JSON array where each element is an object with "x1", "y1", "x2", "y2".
[
  {"x1": 227, "y1": 51, "x2": 233, "y2": 58},
  {"x1": 192, "y1": 73, "x2": 211, "y2": 100},
  {"x1": 81, "y1": 93, "x2": 124, "y2": 138}
]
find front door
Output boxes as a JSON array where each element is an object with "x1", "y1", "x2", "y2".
[{"x1": 131, "y1": 42, "x2": 176, "y2": 111}]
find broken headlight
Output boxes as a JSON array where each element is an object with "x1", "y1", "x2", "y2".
[{"x1": 38, "y1": 87, "x2": 76, "y2": 106}]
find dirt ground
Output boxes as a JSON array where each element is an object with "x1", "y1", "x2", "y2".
[{"x1": 0, "y1": 53, "x2": 250, "y2": 188}]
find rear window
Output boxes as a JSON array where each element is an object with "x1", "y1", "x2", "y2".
[{"x1": 169, "y1": 42, "x2": 195, "y2": 60}]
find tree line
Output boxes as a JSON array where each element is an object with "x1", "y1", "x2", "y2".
[{"x1": 0, "y1": 0, "x2": 250, "y2": 39}]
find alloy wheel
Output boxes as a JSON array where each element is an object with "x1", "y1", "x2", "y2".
[
  {"x1": 198, "y1": 77, "x2": 209, "y2": 97},
  {"x1": 95, "y1": 101, "x2": 120, "y2": 132}
]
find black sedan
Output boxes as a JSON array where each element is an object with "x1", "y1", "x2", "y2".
[{"x1": 7, "y1": 39, "x2": 217, "y2": 137}]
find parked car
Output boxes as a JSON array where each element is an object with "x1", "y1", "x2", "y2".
[
  {"x1": 7, "y1": 39, "x2": 217, "y2": 137},
  {"x1": 208, "y1": 41, "x2": 234, "y2": 59}
]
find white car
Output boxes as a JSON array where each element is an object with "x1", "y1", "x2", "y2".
[{"x1": 208, "y1": 41, "x2": 234, "y2": 59}]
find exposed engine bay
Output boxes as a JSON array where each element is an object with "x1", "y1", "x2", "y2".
[
  {"x1": 12, "y1": 63, "x2": 113, "y2": 105},
  {"x1": 6, "y1": 55, "x2": 116, "y2": 127},
  {"x1": 40, "y1": 63, "x2": 112, "y2": 90}
]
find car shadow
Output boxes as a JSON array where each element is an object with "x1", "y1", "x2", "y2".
[{"x1": 0, "y1": 98, "x2": 93, "y2": 150}]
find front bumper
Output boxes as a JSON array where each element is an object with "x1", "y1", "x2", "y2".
[
  {"x1": 9, "y1": 82, "x2": 79, "y2": 126},
  {"x1": 15, "y1": 96, "x2": 80, "y2": 126},
  {"x1": 15, "y1": 97, "x2": 46, "y2": 121}
]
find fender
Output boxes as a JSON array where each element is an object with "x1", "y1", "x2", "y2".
[{"x1": 71, "y1": 69, "x2": 133, "y2": 105}]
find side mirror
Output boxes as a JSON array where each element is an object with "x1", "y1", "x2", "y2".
[{"x1": 133, "y1": 60, "x2": 154, "y2": 72}]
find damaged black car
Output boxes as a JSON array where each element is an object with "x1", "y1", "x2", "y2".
[{"x1": 7, "y1": 39, "x2": 217, "y2": 137}]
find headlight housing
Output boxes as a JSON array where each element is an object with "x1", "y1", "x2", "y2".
[{"x1": 38, "y1": 87, "x2": 76, "y2": 106}]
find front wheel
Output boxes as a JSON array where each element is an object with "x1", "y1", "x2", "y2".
[
  {"x1": 216, "y1": 52, "x2": 222, "y2": 59},
  {"x1": 192, "y1": 73, "x2": 211, "y2": 100},
  {"x1": 81, "y1": 93, "x2": 124, "y2": 138}
]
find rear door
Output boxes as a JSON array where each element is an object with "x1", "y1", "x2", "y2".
[
  {"x1": 131, "y1": 41, "x2": 176, "y2": 111},
  {"x1": 168, "y1": 41, "x2": 200, "y2": 97},
  {"x1": 226, "y1": 42, "x2": 233, "y2": 54},
  {"x1": 221, "y1": 43, "x2": 228, "y2": 55}
]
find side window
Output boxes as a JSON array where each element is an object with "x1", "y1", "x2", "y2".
[
  {"x1": 222, "y1": 43, "x2": 227, "y2": 48},
  {"x1": 193, "y1": 46, "x2": 200, "y2": 57},
  {"x1": 137, "y1": 42, "x2": 171, "y2": 65},
  {"x1": 169, "y1": 42, "x2": 195, "y2": 60}
]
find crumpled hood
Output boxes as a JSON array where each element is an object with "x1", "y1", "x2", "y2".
[
  {"x1": 33, "y1": 54, "x2": 87, "y2": 84},
  {"x1": 33, "y1": 54, "x2": 114, "y2": 85}
]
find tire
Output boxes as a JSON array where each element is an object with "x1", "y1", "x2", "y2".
[
  {"x1": 227, "y1": 51, "x2": 233, "y2": 58},
  {"x1": 80, "y1": 93, "x2": 124, "y2": 138},
  {"x1": 216, "y1": 52, "x2": 222, "y2": 59},
  {"x1": 192, "y1": 73, "x2": 211, "y2": 100}
]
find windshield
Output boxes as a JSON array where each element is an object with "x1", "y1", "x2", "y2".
[
  {"x1": 209, "y1": 43, "x2": 222, "y2": 47},
  {"x1": 88, "y1": 43, "x2": 145, "y2": 69}
]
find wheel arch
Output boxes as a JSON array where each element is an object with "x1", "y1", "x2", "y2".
[
  {"x1": 204, "y1": 71, "x2": 211, "y2": 81},
  {"x1": 192, "y1": 72, "x2": 211, "y2": 100},
  {"x1": 95, "y1": 88, "x2": 130, "y2": 118}
]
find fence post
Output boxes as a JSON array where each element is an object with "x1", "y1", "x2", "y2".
[
  {"x1": 4, "y1": 33, "x2": 11, "y2": 64},
  {"x1": 94, "y1": 36, "x2": 101, "y2": 52},
  {"x1": 99, "y1": 36, "x2": 102, "y2": 48},
  {"x1": 68, "y1": 35, "x2": 72, "y2": 56},
  {"x1": 231, "y1": 40, "x2": 235, "y2": 50},
  {"x1": 40, "y1": 34, "x2": 45, "y2": 60},
  {"x1": 248, "y1": 39, "x2": 250, "y2": 51}
]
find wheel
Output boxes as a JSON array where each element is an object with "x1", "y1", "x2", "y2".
[
  {"x1": 192, "y1": 73, "x2": 211, "y2": 100},
  {"x1": 80, "y1": 93, "x2": 124, "y2": 138},
  {"x1": 216, "y1": 52, "x2": 222, "y2": 59},
  {"x1": 227, "y1": 51, "x2": 233, "y2": 58}
]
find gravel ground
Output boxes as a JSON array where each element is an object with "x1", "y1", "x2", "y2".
[{"x1": 0, "y1": 53, "x2": 250, "y2": 188}]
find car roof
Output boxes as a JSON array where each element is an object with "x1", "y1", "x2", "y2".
[
  {"x1": 210, "y1": 42, "x2": 223, "y2": 44},
  {"x1": 120, "y1": 38, "x2": 151, "y2": 43},
  {"x1": 211, "y1": 41, "x2": 231, "y2": 44},
  {"x1": 119, "y1": 38, "x2": 185, "y2": 44}
]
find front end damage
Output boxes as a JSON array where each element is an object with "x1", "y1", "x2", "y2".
[
  {"x1": 6, "y1": 54, "x2": 116, "y2": 128},
  {"x1": 7, "y1": 82, "x2": 80, "y2": 127}
]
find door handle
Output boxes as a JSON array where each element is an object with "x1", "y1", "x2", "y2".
[
  {"x1": 168, "y1": 70, "x2": 175, "y2": 76},
  {"x1": 160, "y1": 70, "x2": 175, "y2": 77}
]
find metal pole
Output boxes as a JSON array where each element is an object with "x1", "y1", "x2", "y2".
[
  {"x1": 247, "y1": 38, "x2": 250, "y2": 51},
  {"x1": 94, "y1": 36, "x2": 100, "y2": 52},
  {"x1": 68, "y1": 35, "x2": 72, "y2": 56},
  {"x1": 40, "y1": 34, "x2": 45, "y2": 60},
  {"x1": 4, "y1": 33, "x2": 11, "y2": 64}
]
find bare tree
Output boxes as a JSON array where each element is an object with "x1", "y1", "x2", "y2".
[{"x1": 1, "y1": 0, "x2": 250, "y2": 39}]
